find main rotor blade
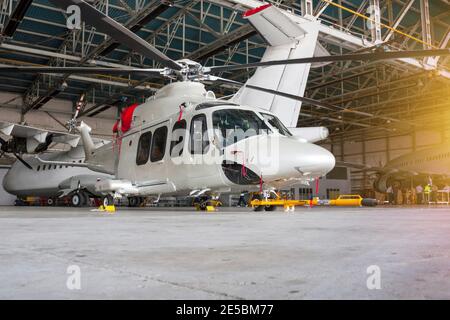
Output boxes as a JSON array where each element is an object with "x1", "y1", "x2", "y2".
[
  {"x1": 203, "y1": 75, "x2": 243, "y2": 86},
  {"x1": 245, "y1": 85, "x2": 337, "y2": 111},
  {"x1": 0, "y1": 66, "x2": 165, "y2": 76},
  {"x1": 208, "y1": 49, "x2": 450, "y2": 73},
  {"x1": 48, "y1": 0, "x2": 182, "y2": 71},
  {"x1": 13, "y1": 152, "x2": 32, "y2": 170}
]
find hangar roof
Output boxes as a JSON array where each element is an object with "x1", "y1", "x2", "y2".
[{"x1": 0, "y1": 0, "x2": 449, "y2": 141}]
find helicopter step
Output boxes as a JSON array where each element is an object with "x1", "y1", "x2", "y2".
[{"x1": 95, "y1": 179, "x2": 176, "y2": 196}]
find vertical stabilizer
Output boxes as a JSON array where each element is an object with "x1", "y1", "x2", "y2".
[
  {"x1": 77, "y1": 121, "x2": 96, "y2": 160},
  {"x1": 231, "y1": 4, "x2": 321, "y2": 128}
]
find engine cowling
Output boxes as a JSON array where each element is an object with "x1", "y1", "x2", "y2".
[
  {"x1": 373, "y1": 174, "x2": 390, "y2": 193},
  {"x1": 288, "y1": 127, "x2": 329, "y2": 143}
]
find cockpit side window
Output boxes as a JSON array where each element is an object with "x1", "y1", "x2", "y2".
[
  {"x1": 261, "y1": 113, "x2": 292, "y2": 136},
  {"x1": 189, "y1": 114, "x2": 209, "y2": 154},
  {"x1": 212, "y1": 109, "x2": 271, "y2": 148}
]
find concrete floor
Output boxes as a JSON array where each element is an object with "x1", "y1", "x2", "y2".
[{"x1": 1, "y1": 205, "x2": 450, "y2": 299}]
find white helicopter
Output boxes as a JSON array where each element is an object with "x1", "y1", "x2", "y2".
[{"x1": 2, "y1": 0, "x2": 449, "y2": 209}]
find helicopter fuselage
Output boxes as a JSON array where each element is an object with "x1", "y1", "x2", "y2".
[{"x1": 88, "y1": 82, "x2": 336, "y2": 198}]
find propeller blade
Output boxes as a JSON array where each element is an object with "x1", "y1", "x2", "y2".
[
  {"x1": 13, "y1": 152, "x2": 32, "y2": 170},
  {"x1": 207, "y1": 49, "x2": 450, "y2": 73},
  {"x1": 0, "y1": 66, "x2": 165, "y2": 75},
  {"x1": 48, "y1": 0, "x2": 182, "y2": 71},
  {"x1": 245, "y1": 85, "x2": 337, "y2": 111},
  {"x1": 203, "y1": 75, "x2": 243, "y2": 86}
]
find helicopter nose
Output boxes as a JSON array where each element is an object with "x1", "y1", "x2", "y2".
[
  {"x1": 255, "y1": 136, "x2": 335, "y2": 180},
  {"x1": 222, "y1": 135, "x2": 335, "y2": 183},
  {"x1": 291, "y1": 141, "x2": 336, "y2": 178}
]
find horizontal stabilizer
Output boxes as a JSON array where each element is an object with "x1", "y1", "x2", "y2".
[{"x1": 0, "y1": 121, "x2": 80, "y2": 147}]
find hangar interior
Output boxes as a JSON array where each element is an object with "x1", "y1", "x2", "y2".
[
  {"x1": 0, "y1": 0, "x2": 449, "y2": 204},
  {"x1": 2, "y1": 0, "x2": 450, "y2": 302}
]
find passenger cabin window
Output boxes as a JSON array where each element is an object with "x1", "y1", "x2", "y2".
[
  {"x1": 170, "y1": 120, "x2": 186, "y2": 157},
  {"x1": 190, "y1": 114, "x2": 209, "y2": 154},
  {"x1": 261, "y1": 113, "x2": 291, "y2": 136},
  {"x1": 136, "y1": 131, "x2": 152, "y2": 165},
  {"x1": 151, "y1": 126, "x2": 168, "y2": 162},
  {"x1": 212, "y1": 109, "x2": 270, "y2": 148}
]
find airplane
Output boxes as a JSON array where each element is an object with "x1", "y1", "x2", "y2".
[
  {"x1": 3, "y1": 145, "x2": 113, "y2": 206},
  {"x1": 338, "y1": 143, "x2": 450, "y2": 192},
  {"x1": 1, "y1": 1, "x2": 449, "y2": 210},
  {"x1": 0, "y1": 121, "x2": 113, "y2": 206}
]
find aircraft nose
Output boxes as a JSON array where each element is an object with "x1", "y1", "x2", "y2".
[
  {"x1": 250, "y1": 135, "x2": 335, "y2": 180},
  {"x1": 293, "y1": 142, "x2": 336, "y2": 177},
  {"x1": 222, "y1": 135, "x2": 335, "y2": 183},
  {"x1": 2, "y1": 168, "x2": 15, "y2": 194}
]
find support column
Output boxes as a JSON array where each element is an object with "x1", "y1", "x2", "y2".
[
  {"x1": 369, "y1": 0, "x2": 382, "y2": 44},
  {"x1": 420, "y1": 0, "x2": 432, "y2": 49},
  {"x1": 301, "y1": 0, "x2": 313, "y2": 17}
]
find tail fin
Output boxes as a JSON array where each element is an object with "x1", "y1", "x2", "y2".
[
  {"x1": 231, "y1": 4, "x2": 323, "y2": 128},
  {"x1": 77, "y1": 121, "x2": 96, "y2": 160}
]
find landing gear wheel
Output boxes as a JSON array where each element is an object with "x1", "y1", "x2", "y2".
[
  {"x1": 71, "y1": 193, "x2": 85, "y2": 207},
  {"x1": 199, "y1": 201, "x2": 208, "y2": 211},
  {"x1": 102, "y1": 195, "x2": 114, "y2": 207},
  {"x1": 128, "y1": 197, "x2": 142, "y2": 208},
  {"x1": 47, "y1": 198, "x2": 55, "y2": 206}
]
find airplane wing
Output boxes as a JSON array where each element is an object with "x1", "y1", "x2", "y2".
[
  {"x1": 336, "y1": 161, "x2": 383, "y2": 172},
  {"x1": 336, "y1": 161, "x2": 421, "y2": 176},
  {"x1": 0, "y1": 121, "x2": 80, "y2": 147}
]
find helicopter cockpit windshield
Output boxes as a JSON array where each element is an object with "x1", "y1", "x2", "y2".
[
  {"x1": 212, "y1": 109, "x2": 271, "y2": 148},
  {"x1": 260, "y1": 113, "x2": 292, "y2": 136}
]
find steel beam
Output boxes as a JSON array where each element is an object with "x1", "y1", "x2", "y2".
[
  {"x1": 420, "y1": 0, "x2": 432, "y2": 49},
  {"x1": 1, "y1": 0, "x2": 32, "y2": 37},
  {"x1": 384, "y1": 0, "x2": 415, "y2": 42}
]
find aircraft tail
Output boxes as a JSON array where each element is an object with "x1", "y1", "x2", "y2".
[
  {"x1": 77, "y1": 121, "x2": 96, "y2": 161},
  {"x1": 231, "y1": 4, "x2": 323, "y2": 128}
]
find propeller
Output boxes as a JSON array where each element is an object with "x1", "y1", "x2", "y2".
[
  {"x1": 0, "y1": 0, "x2": 447, "y2": 81},
  {"x1": 0, "y1": 66, "x2": 165, "y2": 75},
  {"x1": 245, "y1": 85, "x2": 337, "y2": 111},
  {"x1": 0, "y1": 137, "x2": 33, "y2": 170},
  {"x1": 205, "y1": 49, "x2": 450, "y2": 74},
  {"x1": 0, "y1": 0, "x2": 448, "y2": 108},
  {"x1": 1, "y1": 49, "x2": 448, "y2": 78},
  {"x1": 67, "y1": 93, "x2": 87, "y2": 133}
]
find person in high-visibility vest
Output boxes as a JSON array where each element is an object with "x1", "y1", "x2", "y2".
[{"x1": 424, "y1": 184, "x2": 432, "y2": 204}]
